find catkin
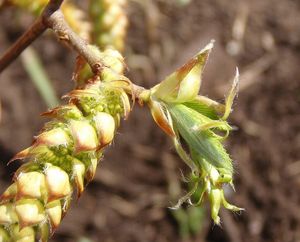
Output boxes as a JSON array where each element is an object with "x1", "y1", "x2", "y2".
[
  {"x1": 89, "y1": 0, "x2": 128, "y2": 52},
  {"x1": 0, "y1": 1, "x2": 130, "y2": 241},
  {"x1": 4, "y1": 0, "x2": 91, "y2": 40},
  {"x1": 0, "y1": 48, "x2": 131, "y2": 241}
]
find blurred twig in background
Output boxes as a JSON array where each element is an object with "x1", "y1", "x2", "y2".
[
  {"x1": 175, "y1": 0, "x2": 192, "y2": 7},
  {"x1": 77, "y1": 237, "x2": 94, "y2": 242},
  {"x1": 0, "y1": 0, "x2": 64, "y2": 72},
  {"x1": 226, "y1": 2, "x2": 249, "y2": 56},
  {"x1": 162, "y1": 152, "x2": 208, "y2": 239},
  {"x1": 21, "y1": 47, "x2": 60, "y2": 108}
]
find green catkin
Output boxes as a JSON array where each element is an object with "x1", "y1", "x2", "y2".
[
  {"x1": 69, "y1": 0, "x2": 129, "y2": 88},
  {"x1": 2, "y1": 0, "x2": 91, "y2": 40},
  {"x1": 0, "y1": 0, "x2": 129, "y2": 241},
  {"x1": 0, "y1": 49, "x2": 131, "y2": 241},
  {"x1": 89, "y1": 0, "x2": 128, "y2": 52}
]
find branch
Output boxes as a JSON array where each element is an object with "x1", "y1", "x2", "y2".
[
  {"x1": 0, "y1": 1, "x2": 147, "y2": 98},
  {"x1": 44, "y1": 10, "x2": 147, "y2": 98},
  {"x1": 0, "y1": 0, "x2": 64, "y2": 73},
  {"x1": 44, "y1": 10, "x2": 103, "y2": 74}
]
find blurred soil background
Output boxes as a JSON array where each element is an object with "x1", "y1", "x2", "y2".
[{"x1": 0, "y1": 0, "x2": 300, "y2": 241}]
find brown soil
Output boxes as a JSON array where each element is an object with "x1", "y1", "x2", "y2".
[{"x1": 0, "y1": 0, "x2": 300, "y2": 241}]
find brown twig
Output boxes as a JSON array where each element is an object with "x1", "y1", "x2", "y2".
[
  {"x1": 0, "y1": 0, "x2": 147, "y2": 98},
  {"x1": 44, "y1": 10, "x2": 103, "y2": 74},
  {"x1": 0, "y1": 18, "x2": 46, "y2": 73},
  {"x1": 44, "y1": 10, "x2": 147, "y2": 97},
  {"x1": 0, "y1": 0, "x2": 64, "y2": 73}
]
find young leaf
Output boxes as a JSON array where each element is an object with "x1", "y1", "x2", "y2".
[{"x1": 152, "y1": 41, "x2": 214, "y2": 103}]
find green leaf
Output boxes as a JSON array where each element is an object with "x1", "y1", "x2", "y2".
[
  {"x1": 183, "y1": 100, "x2": 219, "y2": 120},
  {"x1": 183, "y1": 95, "x2": 226, "y2": 119},
  {"x1": 168, "y1": 104, "x2": 233, "y2": 173}
]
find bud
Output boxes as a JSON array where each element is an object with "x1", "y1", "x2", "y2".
[
  {"x1": 46, "y1": 200, "x2": 62, "y2": 229},
  {"x1": 16, "y1": 172, "x2": 46, "y2": 200},
  {"x1": 100, "y1": 48, "x2": 125, "y2": 74},
  {"x1": 11, "y1": 225, "x2": 35, "y2": 242},
  {"x1": 72, "y1": 159, "x2": 86, "y2": 196},
  {"x1": 85, "y1": 45, "x2": 125, "y2": 74},
  {"x1": 0, "y1": 227, "x2": 9, "y2": 241},
  {"x1": 45, "y1": 165, "x2": 71, "y2": 201},
  {"x1": 65, "y1": 88, "x2": 99, "y2": 100},
  {"x1": 10, "y1": 146, "x2": 56, "y2": 166},
  {"x1": 99, "y1": 67, "x2": 129, "y2": 83},
  {"x1": 73, "y1": 45, "x2": 128, "y2": 86},
  {"x1": 41, "y1": 104, "x2": 83, "y2": 120},
  {"x1": 39, "y1": 222, "x2": 50, "y2": 242},
  {"x1": 0, "y1": 184, "x2": 17, "y2": 202},
  {"x1": 0, "y1": 204, "x2": 18, "y2": 224},
  {"x1": 61, "y1": 196, "x2": 71, "y2": 217},
  {"x1": 73, "y1": 58, "x2": 94, "y2": 88},
  {"x1": 104, "y1": 79, "x2": 131, "y2": 90},
  {"x1": 15, "y1": 199, "x2": 45, "y2": 228},
  {"x1": 120, "y1": 91, "x2": 131, "y2": 119},
  {"x1": 9, "y1": 148, "x2": 30, "y2": 163},
  {"x1": 93, "y1": 112, "x2": 116, "y2": 147},
  {"x1": 69, "y1": 120, "x2": 98, "y2": 153},
  {"x1": 35, "y1": 128, "x2": 70, "y2": 147},
  {"x1": 85, "y1": 158, "x2": 98, "y2": 182}
]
